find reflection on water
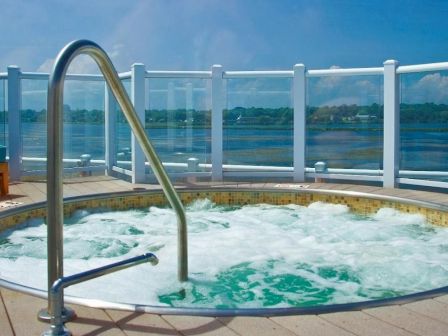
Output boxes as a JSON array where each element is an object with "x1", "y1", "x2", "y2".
[{"x1": 19, "y1": 122, "x2": 448, "y2": 173}]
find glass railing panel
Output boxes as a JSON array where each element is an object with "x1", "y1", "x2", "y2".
[
  {"x1": 63, "y1": 79, "x2": 105, "y2": 174},
  {"x1": 399, "y1": 70, "x2": 448, "y2": 181},
  {"x1": 224, "y1": 77, "x2": 293, "y2": 172},
  {"x1": 146, "y1": 78, "x2": 211, "y2": 176},
  {"x1": 114, "y1": 79, "x2": 132, "y2": 171},
  {"x1": 306, "y1": 75, "x2": 383, "y2": 173},
  {"x1": 21, "y1": 78, "x2": 106, "y2": 176},
  {"x1": 20, "y1": 79, "x2": 48, "y2": 173}
]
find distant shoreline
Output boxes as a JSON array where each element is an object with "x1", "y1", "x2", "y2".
[{"x1": 13, "y1": 120, "x2": 448, "y2": 132}]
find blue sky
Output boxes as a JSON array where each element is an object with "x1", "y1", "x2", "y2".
[
  {"x1": 2, "y1": 0, "x2": 448, "y2": 111},
  {"x1": 1, "y1": 0, "x2": 448, "y2": 73}
]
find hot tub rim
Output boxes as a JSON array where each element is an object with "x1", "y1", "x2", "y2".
[
  {"x1": 1, "y1": 187, "x2": 447, "y2": 316},
  {"x1": 2, "y1": 187, "x2": 448, "y2": 220}
]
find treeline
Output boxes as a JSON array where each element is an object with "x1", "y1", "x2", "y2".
[
  {"x1": 305, "y1": 103, "x2": 448, "y2": 123},
  {"x1": 4, "y1": 103, "x2": 448, "y2": 126},
  {"x1": 20, "y1": 108, "x2": 105, "y2": 123},
  {"x1": 400, "y1": 103, "x2": 448, "y2": 123},
  {"x1": 307, "y1": 104, "x2": 382, "y2": 123}
]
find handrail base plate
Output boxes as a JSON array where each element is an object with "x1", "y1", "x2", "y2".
[{"x1": 37, "y1": 306, "x2": 76, "y2": 323}]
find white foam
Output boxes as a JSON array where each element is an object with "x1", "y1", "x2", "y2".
[{"x1": 0, "y1": 200, "x2": 447, "y2": 308}]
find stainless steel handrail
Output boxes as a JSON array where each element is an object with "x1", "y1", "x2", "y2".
[
  {"x1": 45, "y1": 39, "x2": 188, "y2": 316},
  {"x1": 43, "y1": 253, "x2": 158, "y2": 336}
]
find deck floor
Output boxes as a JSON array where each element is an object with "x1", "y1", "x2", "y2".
[{"x1": 1, "y1": 177, "x2": 448, "y2": 335}]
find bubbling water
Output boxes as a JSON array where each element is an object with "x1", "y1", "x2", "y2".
[{"x1": 1, "y1": 200, "x2": 448, "y2": 308}]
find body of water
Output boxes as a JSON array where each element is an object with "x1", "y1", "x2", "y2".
[{"x1": 17, "y1": 122, "x2": 448, "y2": 174}]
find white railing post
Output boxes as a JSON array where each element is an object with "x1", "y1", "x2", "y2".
[
  {"x1": 185, "y1": 82, "x2": 193, "y2": 153},
  {"x1": 293, "y1": 63, "x2": 306, "y2": 182},
  {"x1": 167, "y1": 81, "x2": 175, "y2": 151},
  {"x1": 211, "y1": 64, "x2": 224, "y2": 181},
  {"x1": 383, "y1": 60, "x2": 400, "y2": 188},
  {"x1": 104, "y1": 84, "x2": 116, "y2": 175},
  {"x1": 7, "y1": 66, "x2": 21, "y2": 181},
  {"x1": 131, "y1": 63, "x2": 146, "y2": 183}
]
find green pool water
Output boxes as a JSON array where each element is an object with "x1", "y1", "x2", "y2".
[{"x1": 1, "y1": 199, "x2": 447, "y2": 308}]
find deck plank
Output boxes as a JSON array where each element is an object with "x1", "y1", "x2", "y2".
[
  {"x1": 271, "y1": 315, "x2": 357, "y2": 336},
  {"x1": 63, "y1": 184, "x2": 84, "y2": 197},
  {"x1": 434, "y1": 295, "x2": 448, "y2": 304},
  {"x1": 364, "y1": 305, "x2": 448, "y2": 336},
  {"x1": 106, "y1": 310, "x2": 181, "y2": 335},
  {"x1": 1, "y1": 288, "x2": 49, "y2": 336},
  {"x1": 0, "y1": 290, "x2": 14, "y2": 336},
  {"x1": 64, "y1": 305, "x2": 126, "y2": 336},
  {"x1": 321, "y1": 311, "x2": 415, "y2": 336},
  {"x1": 341, "y1": 185, "x2": 382, "y2": 194},
  {"x1": 67, "y1": 181, "x2": 102, "y2": 196},
  {"x1": 219, "y1": 316, "x2": 298, "y2": 336},
  {"x1": 91, "y1": 181, "x2": 123, "y2": 193},
  {"x1": 28, "y1": 181, "x2": 47, "y2": 195},
  {"x1": 402, "y1": 299, "x2": 448, "y2": 325},
  {"x1": 108, "y1": 178, "x2": 134, "y2": 188},
  {"x1": 162, "y1": 315, "x2": 240, "y2": 336},
  {"x1": 93, "y1": 180, "x2": 124, "y2": 193},
  {"x1": 2, "y1": 288, "x2": 126, "y2": 336},
  {"x1": 13, "y1": 182, "x2": 46, "y2": 203}
]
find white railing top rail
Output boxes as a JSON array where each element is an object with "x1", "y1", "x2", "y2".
[
  {"x1": 19, "y1": 72, "x2": 49, "y2": 80},
  {"x1": 227, "y1": 89, "x2": 290, "y2": 95},
  {"x1": 17, "y1": 71, "x2": 133, "y2": 81},
  {"x1": 20, "y1": 72, "x2": 107, "y2": 81},
  {"x1": 224, "y1": 70, "x2": 293, "y2": 78},
  {"x1": 5, "y1": 61, "x2": 448, "y2": 82},
  {"x1": 223, "y1": 67, "x2": 385, "y2": 78},
  {"x1": 397, "y1": 61, "x2": 448, "y2": 74},
  {"x1": 307, "y1": 67, "x2": 384, "y2": 77},
  {"x1": 119, "y1": 71, "x2": 132, "y2": 80},
  {"x1": 146, "y1": 70, "x2": 211, "y2": 79},
  {"x1": 150, "y1": 87, "x2": 206, "y2": 93}
]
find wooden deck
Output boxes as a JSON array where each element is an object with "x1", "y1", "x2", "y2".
[{"x1": 1, "y1": 177, "x2": 448, "y2": 335}]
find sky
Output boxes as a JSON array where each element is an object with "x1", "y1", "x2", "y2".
[
  {"x1": 1, "y1": 0, "x2": 448, "y2": 110},
  {"x1": 1, "y1": 0, "x2": 448, "y2": 73}
]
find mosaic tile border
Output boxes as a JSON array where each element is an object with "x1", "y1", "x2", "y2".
[{"x1": 1, "y1": 189, "x2": 447, "y2": 232}]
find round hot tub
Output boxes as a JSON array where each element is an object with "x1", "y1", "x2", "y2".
[{"x1": 1, "y1": 188, "x2": 448, "y2": 316}]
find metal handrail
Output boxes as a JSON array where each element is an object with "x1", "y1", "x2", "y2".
[
  {"x1": 45, "y1": 39, "x2": 188, "y2": 316},
  {"x1": 43, "y1": 253, "x2": 158, "y2": 335}
]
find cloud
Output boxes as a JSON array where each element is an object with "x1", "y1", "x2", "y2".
[
  {"x1": 109, "y1": 44, "x2": 125, "y2": 61},
  {"x1": 36, "y1": 59, "x2": 54, "y2": 73},
  {"x1": 96, "y1": 0, "x2": 264, "y2": 71},
  {"x1": 64, "y1": 80, "x2": 105, "y2": 110},
  {"x1": 0, "y1": 46, "x2": 42, "y2": 71},
  {"x1": 36, "y1": 43, "x2": 126, "y2": 74},
  {"x1": 309, "y1": 70, "x2": 382, "y2": 107},
  {"x1": 0, "y1": 1, "x2": 323, "y2": 72},
  {"x1": 402, "y1": 72, "x2": 448, "y2": 104},
  {"x1": 226, "y1": 77, "x2": 292, "y2": 109},
  {"x1": 0, "y1": 1, "x2": 139, "y2": 72},
  {"x1": 192, "y1": 29, "x2": 256, "y2": 70},
  {"x1": 36, "y1": 55, "x2": 99, "y2": 74}
]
